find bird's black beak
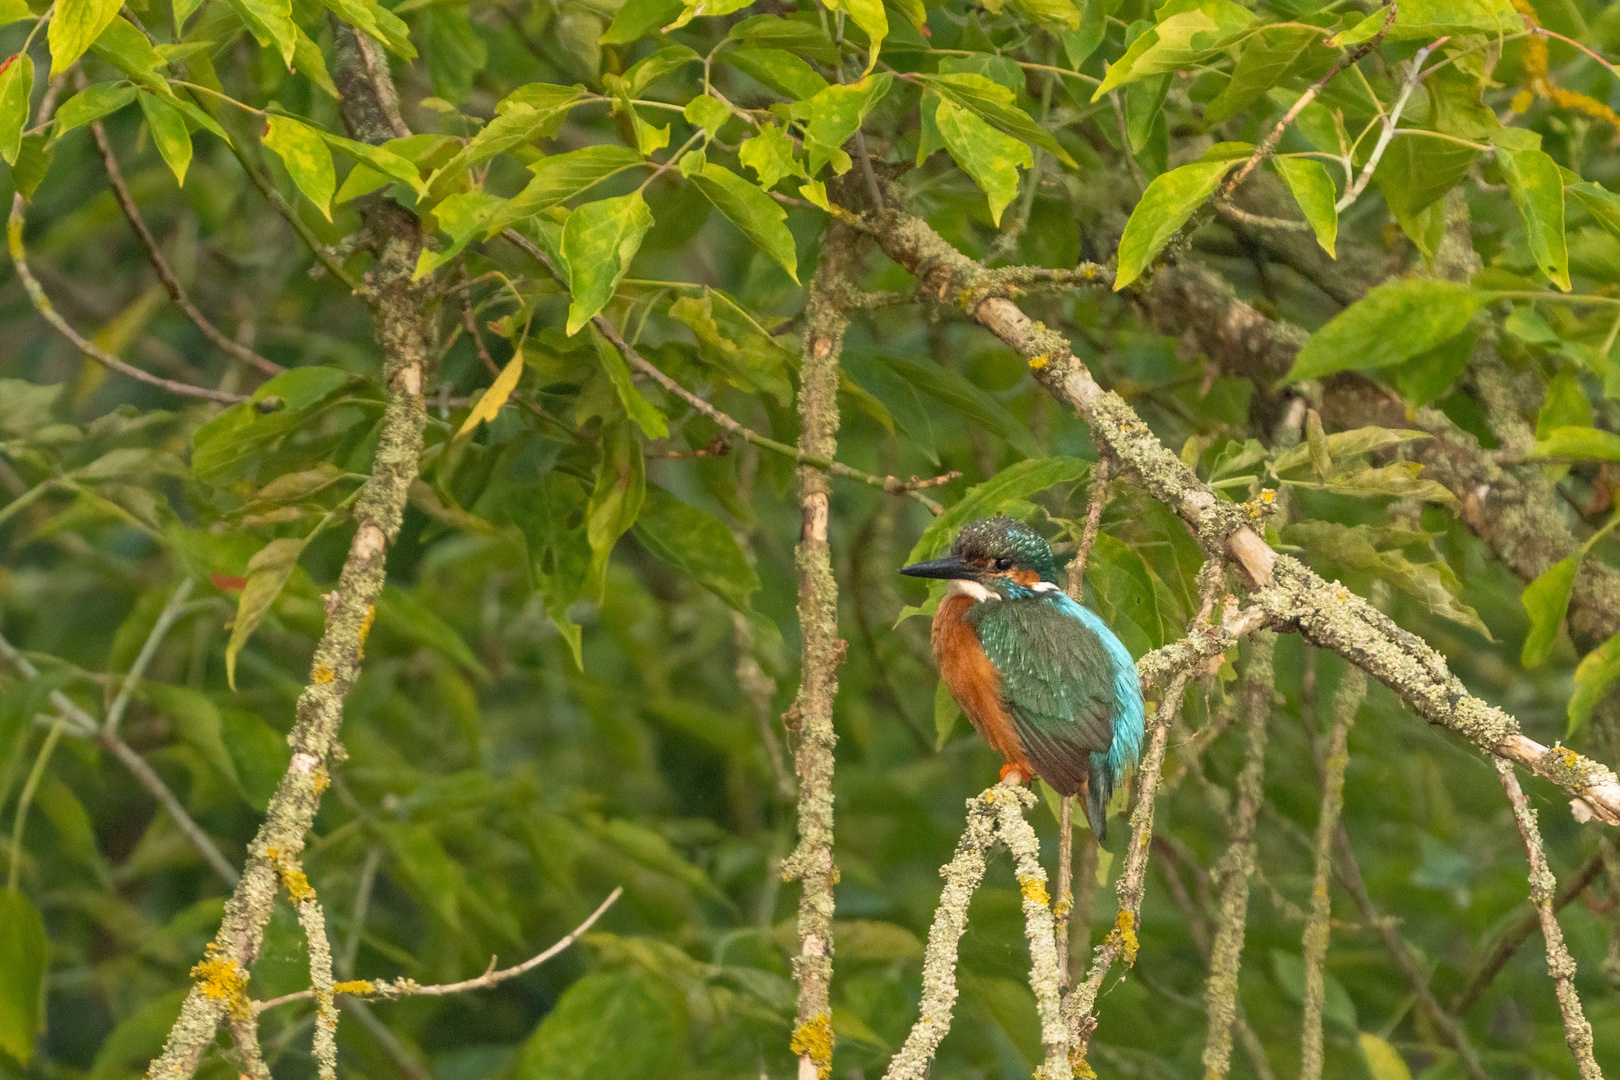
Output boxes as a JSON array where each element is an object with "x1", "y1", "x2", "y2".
[{"x1": 899, "y1": 554, "x2": 972, "y2": 580}]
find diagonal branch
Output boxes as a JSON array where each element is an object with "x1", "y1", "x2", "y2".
[
  {"x1": 9, "y1": 195, "x2": 250, "y2": 405},
  {"x1": 1496, "y1": 757, "x2": 1603, "y2": 1080},
  {"x1": 866, "y1": 207, "x2": 1620, "y2": 827},
  {"x1": 88, "y1": 119, "x2": 285, "y2": 378}
]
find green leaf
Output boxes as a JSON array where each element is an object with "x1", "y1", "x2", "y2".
[
  {"x1": 590, "y1": 326, "x2": 668, "y2": 438},
  {"x1": 1114, "y1": 158, "x2": 1236, "y2": 289},
  {"x1": 1521, "y1": 554, "x2": 1578, "y2": 668},
  {"x1": 322, "y1": 133, "x2": 426, "y2": 195},
  {"x1": 1390, "y1": 330, "x2": 1475, "y2": 408},
  {"x1": 1570, "y1": 629, "x2": 1620, "y2": 736},
  {"x1": 220, "y1": 707, "x2": 290, "y2": 811},
  {"x1": 10, "y1": 133, "x2": 51, "y2": 200},
  {"x1": 1204, "y1": 24, "x2": 1317, "y2": 124},
  {"x1": 1495, "y1": 134, "x2": 1570, "y2": 291},
  {"x1": 89, "y1": 15, "x2": 166, "y2": 91},
  {"x1": 317, "y1": 0, "x2": 415, "y2": 57},
  {"x1": 1270, "y1": 950, "x2": 1357, "y2": 1032},
  {"x1": 1092, "y1": 7, "x2": 1254, "y2": 99},
  {"x1": 668, "y1": 288, "x2": 795, "y2": 405},
  {"x1": 414, "y1": 190, "x2": 504, "y2": 279},
  {"x1": 487, "y1": 145, "x2": 643, "y2": 234},
  {"x1": 1284, "y1": 521, "x2": 1488, "y2": 636},
  {"x1": 825, "y1": 0, "x2": 887, "y2": 72},
  {"x1": 1327, "y1": 9, "x2": 1388, "y2": 47},
  {"x1": 934, "y1": 678, "x2": 961, "y2": 750},
  {"x1": 515, "y1": 970, "x2": 685, "y2": 1080},
  {"x1": 1358, "y1": 1033, "x2": 1413, "y2": 1080},
  {"x1": 664, "y1": 0, "x2": 754, "y2": 32},
  {"x1": 1085, "y1": 531, "x2": 1168, "y2": 656},
  {"x1": 224, "y1": 536, "x2": 305, "y2": 689},
  {"x1": 1537, "y1": 370, "x2": 1592, "y2": 437},
  {"x1": 1274, "y1": 156, "x2": 1337, "y2": 257},
  {"x1": 48, "y1": 0, "x2": 122, "y2": 75},
  {"x1": 907, "y1": 456, "x2": 1088, "y2": 564},
  {"x1": 620, "y1": 45, "x2": 700, "y2": 97},
  {"x1": 0, "y1": 890, "x2": 45, "y2": 1063},
  {"x1": 0, "y1": 0, "x2": 28, "y2": 24},
  {"x1": 142, "y1": 682, "x2": 243, "y2": 792},
  {"x1": 374, "y1": 583, "x2": 485, "y2": 675},
  {"x1": 262, "y1": 115, "x2": 335, "y2": 220},
  {"x1": 688, "y1": 162, "x2": 799, "y2": 282},
  {"x1": 51, "y1": 82, "x2": 138, "y2": 139},
  {"x1": 225, "y1": 0, "x2": 298, "y2": 68},
  {"x1": 138, "y1": 92, "x2": 192, "y2": 187},
  {"x1": 1061, "y1": 0, "x2": 1107, "y2": 68},
  {"x1": 880, "y1": 354, "x2": 1043, "y2": 459},
  {"x1": 791, "y1": 74, "x2": 894, "y2": 176},
  {"x1": 632, "y1": 486, "x2": 759, "y2": 611},
  {"x1": 561, "y1": 191, "x2": 653, "y2": 335},
  {"x1": 683, "y1": 93, "x2": 731, "y2": 135},
  {"x1": 190, "y1": 366, "x2": 354, "y2": 484},
  {"x1": 585, "y1": 422, "x2": 646, "y2": 601},
  {"x1": 726, "y1": 14, "x2": 839, "y2": 61},
  {"x1": 1372, "y1": 137, "x2": 1475, "y2": 257},
  {"x1": 1567, "y1": 181, "x2": 1620, "y2": 243},
  {"x1": 0, "y1": 53, "x2": 31, "y2": 166},
  {"x1": 923, "y1": 72, "x2": 1075, "y2": 167},
  {"x1": 739, "y1": 123, "x2": 806, "y2": 188},
  {"x1": 1530, "y1": 425, "x2": 1620, "y2": 462},
  {"x1": 427, "y1": 90, "x2": 583, "y2": 198},
  {"x1": 1390, "y1": 0, "x2": 1520, "y2": 39},
  {"x1": 720, "y1": 47, "x2": 828, "y2": 101},
  {"x1": 601, "y1": 0, "x2": 683, "y2": 43},
  {"x1": 935, "y1": 98, "x2": 1031, "y2": 226},
  {"x1": 1284, "y1": 280, "x2": 1483, "y2": 383}
]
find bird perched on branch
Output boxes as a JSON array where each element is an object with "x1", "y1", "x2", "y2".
[{"x1": 901, "y1": 516, "x2": 1145, "y2": 840}]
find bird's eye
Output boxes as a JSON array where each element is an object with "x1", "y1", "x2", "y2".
[{"x1": 994, "y1": 557, "x2": 1013, "y2": 571}]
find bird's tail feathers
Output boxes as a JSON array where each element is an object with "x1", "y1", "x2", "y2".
[{"x1": 1085, "y1": 752, "x2": 1111, "y2": 844}]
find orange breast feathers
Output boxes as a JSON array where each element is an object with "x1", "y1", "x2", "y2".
[{"x1": 932, "y1": 593, "x2": 1033, "y2": 777}]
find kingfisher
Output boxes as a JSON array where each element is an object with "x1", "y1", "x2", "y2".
[{"x1": 901, "y1": 516, "x2": 1145, "y2": 840}]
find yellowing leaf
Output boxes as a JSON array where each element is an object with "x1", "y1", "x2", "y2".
[
  {"x1": 138, "y1": 91, "x2": 192, "y2": 186},
  {"x1": 1274, "y1": 156, "x2": 1338, "y2": 257},
  {"x1": 1115, "y1": 158, "x2": 1236, "y2": 289},
  {"x1": 825, "y1": 0, "x2": 887, "y2": 72},
  {"x1": 1358, "y1": 1034, "x2": 1412, "y2": 1080},
  {"x1": 48, "y1": 0, "x2": 122, "y2": 75},
  {"x1": 225, "y1": 536, "x2": 305, "y2": 689},
  {"x1": 0, "y1": 52, "x2": 32, "y2": 165},
  {"x1": 262, "y1": 115, "x2": 335, "y2": 219},
  {"x1": 456, "y1": 347, "x2": 525, "y2": 438},
  {"x1": 935, "y1": 97, "x2": 1031, "y2": 226}
]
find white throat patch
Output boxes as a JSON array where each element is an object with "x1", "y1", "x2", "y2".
[{"x1": 945, "y1": 579, "x2": 997, "y2": 602}]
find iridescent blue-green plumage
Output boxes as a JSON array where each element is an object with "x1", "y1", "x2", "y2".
[{"x1": 901, "y1": 516, "x2": 1145, "y2": 839}]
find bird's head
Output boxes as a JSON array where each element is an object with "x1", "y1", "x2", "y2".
[{"x1": 899, "y1": 516, "x2": 1060, "y2": 592}]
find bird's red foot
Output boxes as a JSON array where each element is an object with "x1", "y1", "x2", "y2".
[{"x1": 999, "y1": 763, "x2": 1027, "y2": 786}]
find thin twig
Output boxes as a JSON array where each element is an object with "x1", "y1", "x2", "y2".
[
  {"x1": 1333, "y1": 825, "x2": 1489, "y2": 1080},
  {"x1": 9, "y1": 195, "x2": 250, "y2": 404},
  {"x1": 254, "y1": 887, "x2": 624, "y2": 1010},
  {"x1": 1201, "y1": 631, "x2": 1274, "y2": 1080},
  {"x1": 497, "y1": 227, "x2": 952, "y2": 515},
  {"x1": 265, "y1": 849, "x2": 338, "y2": 1080},
  {"x1": 1335, "y1": 40, "x2": 1447, "y2": 213},
  {"x1": 0, "y1": 626, "x2": 241, "y2": 885},
  {"x1": 993, "y1": 788, "x2": 1073, "y2": 1078},
  {"x1": 458, "y1": 257, "x2": 500, "y2": 378},
  {"x1": 1299, "y1": 668, "x2": 1364, "y2": 1080},
  {"x1": 734, "y1": 608, "x2": 795, "y2": 803},
  {"x1": 1064, "y1": 454, "x2": 1112, "y2": 601},
  {"x1": 105, "y1": 579, "x2": 196, "y2": 738},
  {"x1": 1056, "y1": 795, "x2": 1075, "y2": 989},
  {"x1": 1450, "y1": 851, "x2": 1607, "y2": 1015},
  {"x1": 88, "y1": 119, "x2": 284, "y2": 377},
  {"x1": 1221, "y1": 9, "x2": 1395, "y2": 197},
  {"x1": 1496, "y1": 758, "x2": 1603, "y2": 1080}
]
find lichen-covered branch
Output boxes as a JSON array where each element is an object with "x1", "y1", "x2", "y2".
[
  {"x1": 144, "y1": 29, "x2": 433, "y2": 1080},
  {"x1": 1298, "y1": 668, "x2": 1364, "y2": 1080},
  {"x1": 993, "y1": 787, "x2": 1072, "y2": 1080},
  {"x1": 1201, "y1": 631, "x2": 1274, "y2": 1080},
  {"x1": 782, "y1": 223, "x2": 857, "y2": 1080},
  {"x1": 1066, "y1": 670, "x2": 1194, "y2": 1060},
  {"x1": 882, "y1": 793, "x2": 997, "y2": 1080},
  {"x1": 267, "y1": 849, "x2": 338, "y2": 1080},
  {"x1": 864, "y1": 207, "x2": 1620, "y2": 825},
  {"x1": 1496, "y1": 758, "x2": 1603, "y2": 1080}
]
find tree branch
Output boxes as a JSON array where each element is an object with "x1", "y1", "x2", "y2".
[
  {"x1": 88, "y1": 119, "x2": 285, "y2": 378},
  {"x1": 9, "y1": 195, "x2": 250, "y2": 404},
  {"x1": 1496, "y1": 757, "x2": 1603, "y2": 1080},
  {"x1": 782, "y1": 222, "x2": 857, "y2": 1080}
]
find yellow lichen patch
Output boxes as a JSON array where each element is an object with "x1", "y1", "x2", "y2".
[
  {"x1": 358, "y1": 604, "x2": 376, "y2": 659},
  {"x1": 1028, "y1": 352, "x2": 1051, "y2": 370},
  {"x1": 312, "y1": 765, "x2": 330, "y2": 797},
  {"x1": 1071, "y1": 1046, "x2": 1098, "y2": 1079},
  {"x1": 312, "y1": 664, "x2": 335, "y2": 684},
  {"x1": 790, "y1": 1013, "x2": 835, "y2": 1079},
  {"x1": 1019, "y1": 875, "x2": 1051, "y2": 909},
  {"x1": 1114, "y1": 909, "x2": 1140, "y2": 965},
  {"x1": 267, "y1": 848, "x2": 317, "y2": 904},
  {"x1": 332, "y1": 980, "x2": 375, "y2": 995},
  {"x1": 191, "y1": 946, "x2": 250, "y2": 1019}
]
